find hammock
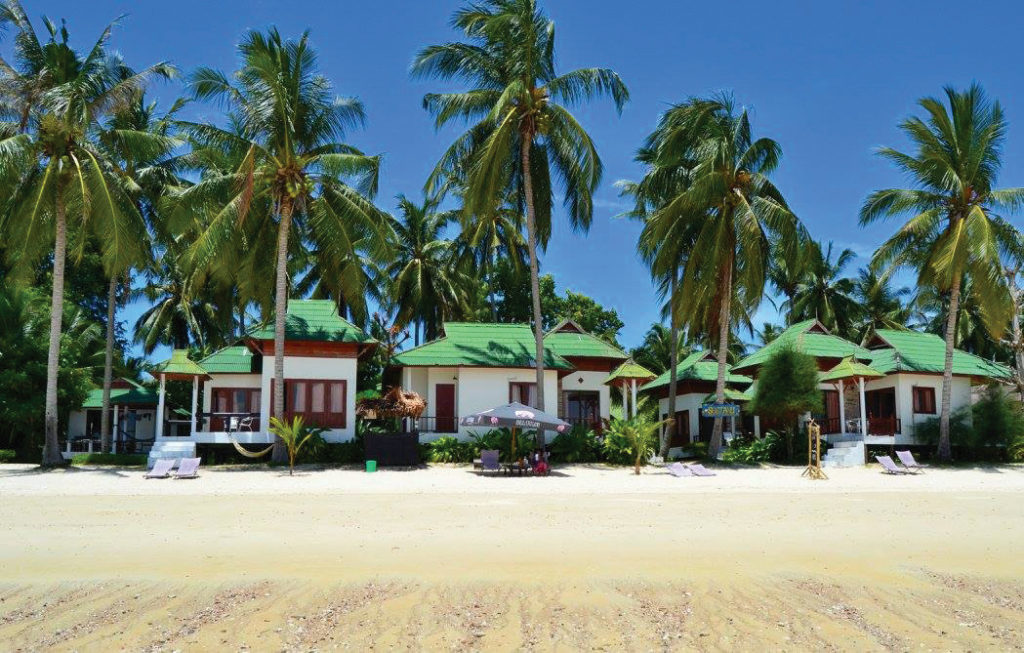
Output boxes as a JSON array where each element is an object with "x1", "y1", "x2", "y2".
[{"x1": 229, "y1": 435, "x2": 275, "y2": 458}]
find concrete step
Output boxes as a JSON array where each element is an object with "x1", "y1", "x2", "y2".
[{"x1": 148, "y1": 441, "x2": 197, "y2": 468}]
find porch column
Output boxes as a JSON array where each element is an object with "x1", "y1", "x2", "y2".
[
  {"x1": 838, "y1": 379, "x2": 846, "y2": 434},
  {"x1": 156, "y1": 373, "x2": 166, "y2": 440},
  {"x1": 631, "y1": 379, "x2": 638, "y2": 419},
  {"x1": 190, "y1": 376, "x2": 199, "y2": 436},
  {"x1": 112, "y1": 405, "x2": 120, "y2": 451},
  {"x1": 858, "y1": 377, "x2": 867, "y2": 439},
  {"x1": 621, "y1": 382, "x2": 629, "y2": 419},
  {"x1": 754, "y1": 415, "x2": 761, "y2": 438}
]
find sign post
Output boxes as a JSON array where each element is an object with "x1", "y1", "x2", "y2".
[
  {"x1": 700, "y1": 402, "x2": 739, "y2": 419},
  {"x1": 801, "y1": 418, "x2": 828, "y2": 480}
]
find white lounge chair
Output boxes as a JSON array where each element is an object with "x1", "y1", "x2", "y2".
[
  {"x1": 687, "y1": 463, "x2": 716, "y2": 477},
  {"x1": 667, "y1": 462, "x2": 693, "y2": 477},
  {"x1": 144, "y1": 458, "x2": 175, "y2": 479},
  {"x1": 173, "y1": 457, "x2": 201, "y2": 479},
  {"x1": 876, "y1": 455, "x2": 911, "y2": 475},
  {"x1": 896, "y1": 450, "x2": 927, "y2": 472}
]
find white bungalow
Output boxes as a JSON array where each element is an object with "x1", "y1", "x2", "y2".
[
  {"x1": 147, "y1": 299, "x2": 375, "y2": 464},
  {"x1": 388, "y1": 320, "x2": 628, "y2": 439},
  {"x1": 731, "y1": 320, "x2": 1012, "y2": 466}
]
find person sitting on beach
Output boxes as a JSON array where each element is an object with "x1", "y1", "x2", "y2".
[{"x1": 532, "y1": 449, "x2": 549, "y2": 476}]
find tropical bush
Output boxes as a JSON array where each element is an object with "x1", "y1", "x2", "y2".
[
  {"x1": 268, "y1": 416, "x2": 327, "y2": 475},
  {"x1": 916, "y1": 384, "x2": 1024, "y2": 461},
  {"x1": 0, "y1": 449, "x2": 18, "y2": 463},
  {"x1": 603, "y1": 416, "x2": 664, "y2": 474},
  {"x1": 427, "y1": 436, "x2": 474, "y2": 463},
  {"x1": 549, "y1": 425, "x2": 603, "y2": 463},
  {"x1": 722, "y1": 432, "x2": 786, "y2": 464},
  {"x1": 71, "y1": 453, "x2": 148, "y2": 466},
  {"x1": 470, "y1": 428, "x2": 539, "y2": 461}
]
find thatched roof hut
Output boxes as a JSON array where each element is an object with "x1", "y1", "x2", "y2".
[{"x1": 356, "y1": 386, "x2": 426, "y2": 419}]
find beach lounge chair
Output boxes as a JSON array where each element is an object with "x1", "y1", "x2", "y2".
[
  {"x1": 687, "y1": 463, "x2": 716, "y2": 477},
  {"x1": 876, "y1": 455, "x2": 910, "y2": 475},
  {"x1": 173, "y1": 457, "x2": 201, "y2": 479},
  {"x1": 144, "y1": 458, "x2": 175, "y2": 479},
  {"x1": 667, "y1": 462, "x2": 693, "y2": 477},
  {"x1": 896, "y1": 450, "x2": 927, "y2": 472},
  {"x1": 480, "y1": 450, "x2": 500, "y2": 474}
]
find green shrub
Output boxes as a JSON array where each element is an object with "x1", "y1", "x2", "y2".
[
  {"x1": 549, "y1": 425, "x2": 603, "y2": 463},
  {"x1": 0, "y1": 449, "x2": 16, "y2": 463},
  {"x1": 71, "y1": 453, "x2": 148, "y2": 466},
  {"x1": 722, "y1": 432, "x2": 786, "y2": 464},
  {"x1": 427, "y1": 436, "x2": 474, "y2": 463},
  {"x1": 602, "y1": 416, "x2": 664, "y2": 473}
]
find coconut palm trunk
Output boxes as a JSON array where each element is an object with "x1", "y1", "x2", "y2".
[
  {"x1": 708, "y1": 257, "x2": 734, "y2": 458},
  {"x1": 42, "y1": 190, "x2": 69, "y2": 467},
  {"x1": 271, "y1": 198, "x2": 294, "y2": 463},
  {"x1": 938, "y1": 272, "x2": 961, "y2": 460},
  {"x1": 521, "y1": 138, "x2": 546, "y2": 411},
  {"x1": 100, "y1": 275, "x2": 117, "y2": 453},
  {"x1": 1008, "y1": 271, "x2": 1024, "y2": 398},
  {"x1": 660, "y1": 272, "x2": 679, "y2": 457}
]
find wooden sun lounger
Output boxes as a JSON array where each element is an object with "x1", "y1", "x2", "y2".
[
  {"x1": 876, "y1": 455, "x2": 911, "y2": 475},
  {"x1": 896, "y1": 450, "x2": 927, "y2": 472}
]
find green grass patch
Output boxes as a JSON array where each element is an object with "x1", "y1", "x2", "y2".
[
  {"x1": 71, "y1": 453, "x2": 148, "y2": 466},
  {"x1": 0, "y1": 449, "x2": 16, "y2": 463}
]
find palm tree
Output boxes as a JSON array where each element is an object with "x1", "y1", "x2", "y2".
[
  {"x1": 175, "y1": 29, "x2": 391, "y2": 461},
  {"x1": 757, "y1": 322, "x2": 785, "y2": 346},
  {"x1": 790, "y1": 241, "x2": 860, "y2": 338},
  {"x1": 453, "y1": 193, "x2": 527, "y2": 320},
  {"x1": 767, "y1": 247, "x2": 811, "y2": 323},
  {"x1": 412, "y1": 0, "x2": 628, "y2": 410},
  {"x1": 852, "y1": 268, "x2": 911, "y2": 344},
  {"x1": 388, "y1": 194, "x2": 470, "y2": 343},
  {"x1": 132, "y1": 241, "x2": 230, "y2": 353},
  {"x1": 0, "y1": 3, "x2": 171, "y2": 465},
  {"x1": 629, "y1": 323, "x2": 688, "y2": 376},
  {"x1": 94, "y1": 94, "x2": 183, "y2": 452},
  {"x1": 860, "y1": 84, "x2": 1023, "y2": 460},
  {"x1": 647, "y1": 95, "x2": 801, "y2": 457},
  {"x1": 624, "y1": 140, "x2": 696, "y2": 457}
]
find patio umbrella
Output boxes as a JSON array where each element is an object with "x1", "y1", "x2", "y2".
[{"x1": 460, "y1": 402, "x2": 569, "y2": 461}]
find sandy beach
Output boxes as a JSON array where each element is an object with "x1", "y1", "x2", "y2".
[{"x1": 1, "y1": 463, "x2": 1022, "y2": 651}]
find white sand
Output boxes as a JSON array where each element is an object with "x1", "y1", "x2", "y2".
[
  {"x1": 1, "y1": 463, "x2": 1022, "y2": 650},
  {"x1": 2, "y1": 460, "x2": 1022, "y2": 496}
]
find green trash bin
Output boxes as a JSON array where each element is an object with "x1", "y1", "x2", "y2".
[{"x1": 365, "y1": 460, "x2": 377, "y2": 473}]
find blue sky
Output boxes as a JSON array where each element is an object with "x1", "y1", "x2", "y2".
[{"x1": 18, "y1": 0, "x2": 1024, "y2": 358}]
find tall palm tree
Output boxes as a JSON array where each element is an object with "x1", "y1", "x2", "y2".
[
  {"x1": 647, "y1": 95, "x2": 801, "y2": 457},
  {"x1": 94, "y1": 94, "x2": 182, "y2": 452},
  {"x1": 388, "y1": 194, "x2": 470, "y2": 343},
  {"x1": 860, "y1": 84, "x2": 1023, "y2": 460},
  {"x1": 767, "y1": 246, "x2": 812, "y2": 323},
  {"x1": 624, "y1": 139, "x2": 696, "y2": 457},
  {"x1": 852, "y1": 268, "x2": 912, "y2": 344},
  {"x1": 629, "y1": 322, "x2": 688, "y2": 376},
  {"x1": 790, "y1": 241, "x2": 860, "y2": 338},
  {"x1": 412, "y1": 0, "x2": 628, "y2": 410},
  {"x1": 0, "y1": 2, "x2": 171, "y2": 465},
  {"x1": 175, "y1": 29, "x2": 391, "y2": 461}
]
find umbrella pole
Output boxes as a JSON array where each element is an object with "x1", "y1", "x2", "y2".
[{"x1": 511, "y1": 426, "x2": 517, "y2": 463}]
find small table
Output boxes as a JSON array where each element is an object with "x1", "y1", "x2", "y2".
[{"x1": 503, "y1": 462, "x2": 531, "y2": 476}]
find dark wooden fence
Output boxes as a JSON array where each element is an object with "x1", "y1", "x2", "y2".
[{"x1": 364, "y1": 432, "x2": 421, "y2": 467}]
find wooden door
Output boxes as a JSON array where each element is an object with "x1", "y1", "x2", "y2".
[
  {"x1": 823, "y1": 389, "x2": 840, "y2": 433},
  {"x1": 435, "y1": 384, "x2": 456, "y2": 433}
]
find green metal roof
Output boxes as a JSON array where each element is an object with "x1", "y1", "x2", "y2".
[
  {"x1": 820, "y1": 355, "x2": 884, "y2": 382},
  {"x1": 81, "y1": 386, "x2": 158, "y2": 408},
  {"x1": 392, "y1": 322, "x2": 574, "y2": 369},
  {"x1": 866, "y1": 329, "x2": 1012, "y2": 380},
  {"x1": 154, "y1": 349, "x2": 208, "y2": 376},
  {"x1": 200, "y1": 345, "x2": 262, "y2": 374},
  {"x1": 543, "y1": 320, "x2": 628, "y2": 360},
  {"x1": 603, "y1": 360, "x2": 656, "y2": 385},
  {"x1": 732, "y1": 319, "x2": 870, "y2": 375},
  {"x1": 247, "y1": 299, "x2": 375, "y2": 344},
  {"x1": 640, "y1": 351, "x2": 752, "y2": 392}
]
